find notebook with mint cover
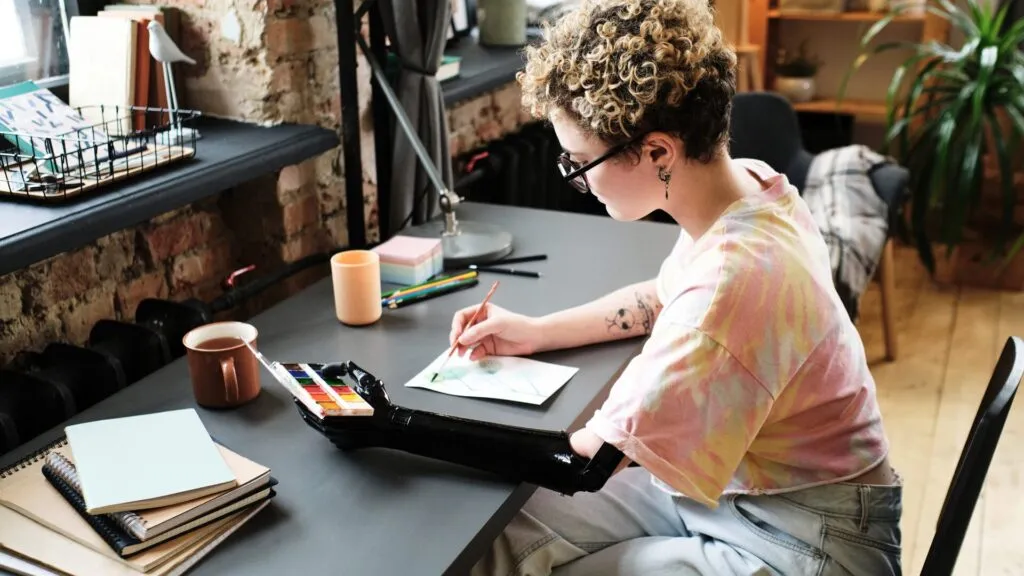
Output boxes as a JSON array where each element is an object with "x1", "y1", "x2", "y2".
[{"x1": 64, "y1": 408, "x2": 237, "y2": 514}]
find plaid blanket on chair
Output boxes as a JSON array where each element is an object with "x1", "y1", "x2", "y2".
[{"x1": 801, "y1": 145, "x2": 891, "y2": 322}]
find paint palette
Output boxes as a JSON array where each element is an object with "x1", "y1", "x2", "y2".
[
  {"x1": 248, "y1": 346, "x2": 374, "y2": 418},
  {"x1": 281, "y1": 363, "x2": 374, "y2": 417}
]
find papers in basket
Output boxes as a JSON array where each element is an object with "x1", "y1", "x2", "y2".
[{"x1": 405, "y1": 350, "x2": 578, "y2": 405}]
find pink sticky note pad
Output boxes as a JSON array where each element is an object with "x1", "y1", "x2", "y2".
[{"x1": 372, "y1": 235, "x2": 442, "y2": 266}]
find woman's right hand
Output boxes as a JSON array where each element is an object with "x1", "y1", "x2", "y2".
[{"x1": 449, "y1": 303, "x2": 546, "y2": 361}]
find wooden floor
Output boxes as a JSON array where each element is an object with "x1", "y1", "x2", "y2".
[{"x1": 856, "y1": 242, "x2": 1024, "y2": 575}]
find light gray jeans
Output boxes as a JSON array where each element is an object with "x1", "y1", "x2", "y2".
[{"x1": 470, "y1": 467, "x2": 902, "y2": 576}]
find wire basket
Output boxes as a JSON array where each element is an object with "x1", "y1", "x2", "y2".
[{"x1": 0, "y1": 105, "x2": 201, "y2": 202}]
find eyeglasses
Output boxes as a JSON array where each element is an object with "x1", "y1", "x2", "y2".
[{"x1": 556, "y1": 135, "x2": 645, "y2": 193}]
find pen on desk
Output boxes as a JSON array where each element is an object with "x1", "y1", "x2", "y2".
[
  {"x1": 492, "y1": 254, "x2": 547, "y2": 265},
  {"x1": 432, "y1": 280, "x2": 500, "y2": 382},
  {"x1": 385, "y1": 278, "x2": 479, "y2": 309},
  {"x1": 468, "y1": 265, "x2": 541, "y2": 278}
]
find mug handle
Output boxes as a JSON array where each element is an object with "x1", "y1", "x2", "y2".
[{"x1": 220, "y1": 358, "x2": 239, "y2": 404}]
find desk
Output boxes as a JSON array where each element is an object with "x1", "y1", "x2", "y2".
[{"x1": 0, "y1": 203, "x2": 679, "y2": 575}]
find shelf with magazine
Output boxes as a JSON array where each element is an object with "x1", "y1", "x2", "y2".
[{"x1": 0, "y1": 82, "x2": 202, "y2": 202}]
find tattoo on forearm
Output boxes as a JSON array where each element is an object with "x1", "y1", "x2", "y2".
[
  {"x1": 605, "y1": 292, "x2": 662, "y2": 335},
  {"x1": 636, "y1": 292, "x2": 656, "y2": 334}
]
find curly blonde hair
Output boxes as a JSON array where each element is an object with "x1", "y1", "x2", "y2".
[{"x1": 518, "y1": 0, "x2": 737, "y2": 163}]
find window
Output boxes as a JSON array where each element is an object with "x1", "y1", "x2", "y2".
[{"x1": 0, "y1": 0, "x2": 72, "y2": 89}]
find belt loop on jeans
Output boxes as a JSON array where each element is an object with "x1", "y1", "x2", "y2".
[{"x1": 859, "y1": 485, "x2": 870, "y2": 532}]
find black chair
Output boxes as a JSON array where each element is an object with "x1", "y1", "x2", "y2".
[
  {"x1": 921, "y1": 335, "x2": 1023, "y2": 575},
  {"x1": 728, "y1": 92, "x2": 905, "y2": 360}
]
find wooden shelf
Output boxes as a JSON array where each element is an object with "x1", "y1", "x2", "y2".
[
  {"x1": 791, "y1": 98, "x2": 889, "y2": 116},
  {"x1": 768, "y1": 9, "x2": 924, "y2": 22}
]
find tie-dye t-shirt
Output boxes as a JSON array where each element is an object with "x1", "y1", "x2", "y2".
[{"x1": 585, "y1": 158, "x2": 889, "y2": 509}]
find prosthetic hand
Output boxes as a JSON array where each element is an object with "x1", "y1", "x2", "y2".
[{"x1": 294, "y1": 361, "x2": 624, "y2": 495}]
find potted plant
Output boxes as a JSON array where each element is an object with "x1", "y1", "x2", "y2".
[
  {"x1": 774, "y1": 40, "x2": 823, "y2": 103},
  {"x1": 841, "y1": 0, "x2": 1024, "y2": 285}
]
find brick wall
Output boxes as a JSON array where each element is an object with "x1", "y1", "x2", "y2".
[{"x1": 0, "y1": 1, "x2": 534, "y2": 367}]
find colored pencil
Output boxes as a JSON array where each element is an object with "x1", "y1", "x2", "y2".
[
  {"x1": 381, "y1": 274, "x2": 477, "y2": 305},
  {"x1": 431, "y1": 280, "x2": 499, "y2": 382},
  {"x1": 386, "y1": 278, "x2": 479, "y2": 309},
  {"x1": 468, "y1": 265, "x2": 541, "y2": 278},
  {"x1": 381, "y1": 270, "x2": 478, "y2": 300}
]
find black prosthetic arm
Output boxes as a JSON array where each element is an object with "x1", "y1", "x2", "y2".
[{"x1": 294, "y1": 361, "x2": 625, "y2": 495}]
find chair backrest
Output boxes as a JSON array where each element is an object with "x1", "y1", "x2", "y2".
[
  {"x1": 728, "y1": 92, "x2": 814, "y2": 191},
  {"x1": 921, "y1": 335, "x2": 1024, "y2": 576}
]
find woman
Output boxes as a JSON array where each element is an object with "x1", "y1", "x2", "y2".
[{"x1": 448, "y1": 0, "x2": 904, "y2": 574}]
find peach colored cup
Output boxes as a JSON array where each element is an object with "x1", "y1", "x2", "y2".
[
  {"x1": 182, "y1": 321, "x2": 261, "y2": 409},
  {"x1": 331, "y1": 250, "x2": 382, "y2": 326}
]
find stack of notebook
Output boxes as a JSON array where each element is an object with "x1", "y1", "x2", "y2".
[{"x1": 0, "y1": 408, "x2": 275, "y2": 575}]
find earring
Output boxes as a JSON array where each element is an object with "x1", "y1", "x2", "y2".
[{"x1": 658, "y1": 168, "x2": 671, "y2": 199}]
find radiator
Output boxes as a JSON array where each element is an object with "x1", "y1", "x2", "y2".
[
  {"x1": 455, "y1": 122, "x2": 675, "y2": 224},
  {"x1": 456, "y1": 122, "x2": 609, "y2": 217}
]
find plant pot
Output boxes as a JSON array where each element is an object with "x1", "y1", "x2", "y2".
[
  {"x1": 478, "y1": 0, "x2": 528, "y2": 47},
  {"x1": 774, "y1": 76, "x2": 816, "y2": 103}
]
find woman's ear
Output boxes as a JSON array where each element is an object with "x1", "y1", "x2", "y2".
[{"x1": 643, "y1": 132, "x2": 680, "y2": 171}]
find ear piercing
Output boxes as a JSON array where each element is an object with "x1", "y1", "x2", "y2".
[{"x1": 658, "y1": 167, "x2": 672, "y2": 199}]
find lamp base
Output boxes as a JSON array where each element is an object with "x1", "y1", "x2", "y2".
[{"x1": 401, "y1": 219, "x2": 513, "y2": 268}]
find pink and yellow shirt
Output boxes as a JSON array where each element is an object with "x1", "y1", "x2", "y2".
[{"x1": 586, "y1": 159, "x2": 889, "y2": 508}]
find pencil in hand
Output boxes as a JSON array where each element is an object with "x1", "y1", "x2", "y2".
[{"x1": 430, "y1": 280, "x2": 500, "y2": 382}]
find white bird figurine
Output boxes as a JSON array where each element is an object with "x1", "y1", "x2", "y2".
[{"x1": 147, "y1": 20, "x2": 199, "y2": 144}]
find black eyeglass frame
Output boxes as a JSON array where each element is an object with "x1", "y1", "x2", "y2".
[{"x1": 557, "y1": 134, "x2": 647, "y2": 193}]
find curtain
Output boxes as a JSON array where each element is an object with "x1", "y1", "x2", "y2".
[{"x1": 377, "y1": 0, "x2": 454, "y2": 237}]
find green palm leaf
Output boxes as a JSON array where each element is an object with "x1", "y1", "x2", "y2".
[{"x1": 840, "y1": 0, "x2": 1024, "y2": 276}]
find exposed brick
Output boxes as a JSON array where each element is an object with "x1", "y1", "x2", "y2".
[
  {"x1": 0, "y1": 276, "x2": 22, "y2": 320},
  {"x1": 60, "y1": 291, "x2": 116, "y2": 345},
  {"x1": 475, "y1": 120, "x2": 502, "y2": 143},
  {"x1": 277, "y1": 160, "x2": 316, "y2": 203},
  {"x1": 280, "y1": 229, "x2": 324, "y2": 262},
  {"x1": 265, "y1": 18, "x2": 313, "y2": 62},
  {"x1": 266, "y1": 0, "x2": 296, "y2": 14},
  {"x1": 309, "y1": 14, "x2": 332, "y2": 47},
  {"x1": 283, "y1": 194, "x2": 321, "y2": 236},
  {"x1": 202, "y1": 242, "x2": 237, "y2": 277},
  {"x1": 95, "y1": 230, "x2": 135, "y2": 279},
  {"x1": 493, "y1": 84, "x2": 525, "y2": 133},
  {"x1": 150, "y1": 207, "x2": 191, "y2": 225},
  {"x1": 171, "y1": 254, "x2": 205, "y2": 291},
  {"x1": 145, "y1": 214, "x2": 204, "y2": 261},
  {"x1": 271, "y1": 60, "x2": 305, "y2": 94},
  {"x1": 38, "y1": 248, "x2": 98, "y2": 306},
  {"x1": 323, "y1": 210, "x2": 349, "y2": 248},
  {"x1": 0, "y1": 312, "x2": 62, "y2": 365},
  {"x1": 116, "y1": 272, "x2": 169, "y2": 319}
]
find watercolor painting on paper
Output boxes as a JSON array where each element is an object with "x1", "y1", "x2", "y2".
[{"x1": 405, "y1": 351, "x2": 579, "y2": 405}]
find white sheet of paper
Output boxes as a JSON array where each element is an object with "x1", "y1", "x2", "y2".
[{"x1": 405, "y1": 350, "x2": 579, "y2": 405}]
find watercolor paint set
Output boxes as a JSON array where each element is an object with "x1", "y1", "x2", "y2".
[{"x1": 247, "y1": 345, "x2": 374, "y2": 418}]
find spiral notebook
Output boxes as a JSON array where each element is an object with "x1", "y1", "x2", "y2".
[
  {"x1": 0, "y1": 497, "x2": 268, "y2": 576},
  {"x1": 0, "y1": 436, "x2": 272, "y2": 570},
  {"x1": 41, "y1": 451, "x2": 277, "y2": 556}
]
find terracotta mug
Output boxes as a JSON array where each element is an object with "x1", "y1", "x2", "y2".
[
  {"x1": 183, "y1": 321, "x2": 261, "y2": 408},
  {"x1": 331, "y1": 250, "x2": 382, "y2": 326}
]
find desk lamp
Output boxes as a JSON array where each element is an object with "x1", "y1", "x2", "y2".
[{"x1": 354, "y1": 35, "x2": 513, "y2": 268}]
